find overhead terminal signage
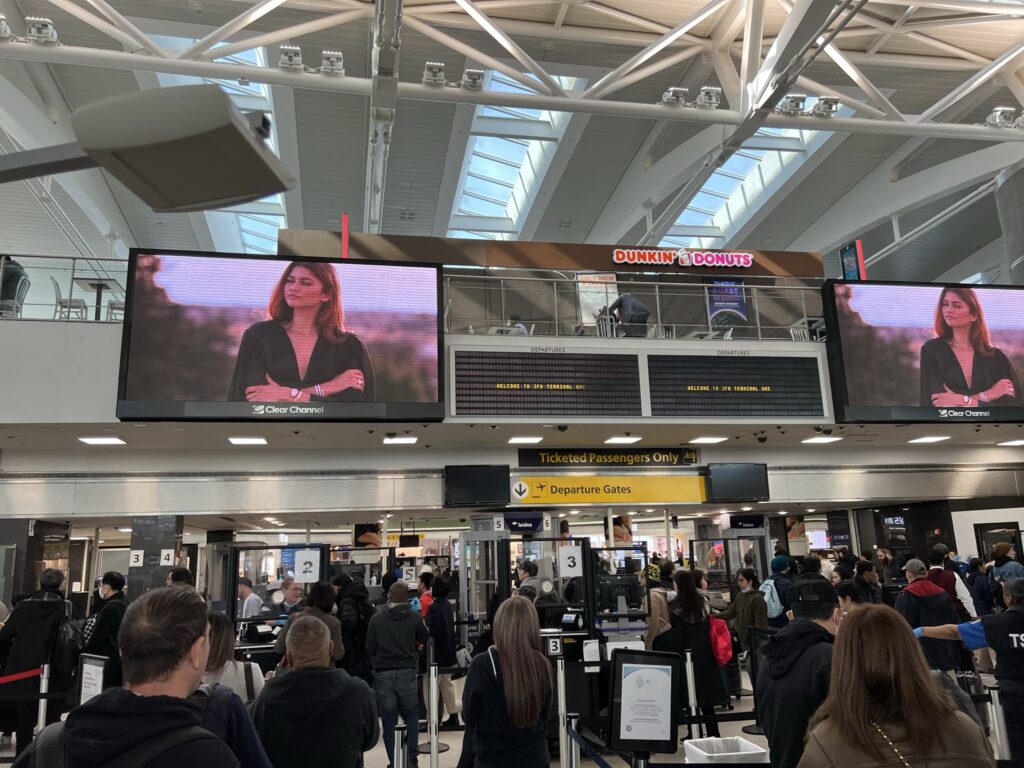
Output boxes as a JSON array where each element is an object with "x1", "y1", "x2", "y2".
[
  {"x1": 509, "y1": 475, "x2": 706, "y2": 505},
  {"x1": 648, "y1": 354, "x2": 825, "y2": 417},
  {"x1": 613, "y1": 249, "x2": 754, "y2": 269},
  {"x1": 453, "y1": 350, "x2": 642, "y2": 416},
  {"x1": 518, "y1": 448, "x2": 699, "y2": 468}
]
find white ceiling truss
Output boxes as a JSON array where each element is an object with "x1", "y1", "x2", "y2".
[{"x1": 0, "y1": 0, "x2": 1018, "y2": 280}]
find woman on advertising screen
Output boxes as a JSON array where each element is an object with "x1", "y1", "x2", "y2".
[
  {"x1": 228, "y1": 261, "x2": 375, "y2": 403},
  {"x1": 919, "y1": 286, "x2": 1020, "y2": 408}
]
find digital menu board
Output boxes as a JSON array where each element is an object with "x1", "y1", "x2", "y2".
[
  {"x1": 453, "y1": 349, "x2": 642, "y2": 416},
  {"x1": 824, "y1": 280, "x2": 1024, "y2": 422},
  {"x1": 648, "y1": 354, "x2": 824, "y2": 417}
]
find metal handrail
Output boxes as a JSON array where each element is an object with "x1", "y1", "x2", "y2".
[{"x1": 0, "y1": 254, "x2": 827, "y2": 344}]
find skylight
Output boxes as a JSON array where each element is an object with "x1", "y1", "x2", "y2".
[
  {"x1": 149, "y1": 38, "x2": 287, "y2": 254},
  {"x1": 447, "y1": 71, "x2": 586, "y2": 240},
  {"x1": 661, "y1": 98, "x2": 851, "y2": 249}
]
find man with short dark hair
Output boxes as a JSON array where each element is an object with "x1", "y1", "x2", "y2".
[
  {"x1": 0, "y1": 568, "x2": 70, "y2": 754},
  {"x1": 895, "y1": 557, "x2": 960, "y2": 671},
  {"x1": 757, "y1": 580, "x2": 840, "y2": 768},
  {"x1": 367, "y1": 581, "x2": 428, "y2": 768},
  {"x1": 237, "y1": 577, "x2": 263, "y2": 619},
  {"x1": 83, "y1": 571, "x2": 128, "y2": 687},
  {"x1": 165, "y1": 567, "x2": 194, "y2": 589},
  {"x1": 252, "y1": 615, "x2": 379, "y2": 768},
  {"x1": 853, "y1": 561, "x2": 881, "y2": 605},
  {"x1": 13, "y1": 587, "x2": 240, "y2": 768},
  {"x1": 517, "y1": 560, "x2": 541, "y2": 593},
  {"x1": 790, "y1": 556, "x2": 829, "y2": 591}
]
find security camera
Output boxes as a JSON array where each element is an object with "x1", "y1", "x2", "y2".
[
  {"x1": 385, "y1": 432, "x2": 396, "y2": 439},
  {"x1": 813, "y1": 426, "x2": 823, "y2": 433},
  {"x1": 556, "y1": 425, "x2": 569, "y2": 432},
  {"x1": 757, "y1": 436, "x2": 768, "y2": 444},
  {"x1": 822, "y1": 428, "x2": 832, "y2": 436}
]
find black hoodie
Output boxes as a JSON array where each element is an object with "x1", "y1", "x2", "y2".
[
  {"x1": 13, "y1": 687, "x2": 240, "y2": 768},
  {"x1": 366, "y1": 601, "x2": 428, "y2": 671},
  {"x1": 755, "y1": 620, "x2": 834, "y2": 768},
  {"x1": 251, "y1": 667, "x2": 379, "y2": 768},
  {"x1": 338, "y1": 582, "x2": 374, "y2": 681}
]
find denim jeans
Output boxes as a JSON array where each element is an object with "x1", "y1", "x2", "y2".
[{"x1": 375, "y1": 668, "x2": 420, "y2": 768}]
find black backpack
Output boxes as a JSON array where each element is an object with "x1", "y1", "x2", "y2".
[
  {"x1": 33, "y1": 721, "x2": 217, "y2": 768},
  {"x1": 49, "y1": 609, "x2": 85, "y2": 680}
]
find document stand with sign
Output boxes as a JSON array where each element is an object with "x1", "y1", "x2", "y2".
[
  {"x1": 608, "y1": 649, "x2": 681, "y2": 766},
  {"x1": 77, "y1": 654, "x2": 107, "y2": 706}
]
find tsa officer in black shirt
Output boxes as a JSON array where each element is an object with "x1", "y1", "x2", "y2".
[{"x1": 917, "y1": 576, "x2": 1024, "y2": 762}]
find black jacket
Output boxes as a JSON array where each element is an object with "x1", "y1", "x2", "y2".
[
  {"x1": 0, "y1": 589, "x2": 68, "y2": 688},
  {"x1": 13, "y1": 687, "x2": 240, "y2": 768},
  {"x1": 338, "y1": 583, "x2": 374, "y2": 681},
  {"x1": 756, "y1": 620, "x2": 834, "y2": 768},
  {"x1": 425, "y1": 596, "x2": 457, "y2": 668},
  {"x1": 894, "y1": 579, "x2": 961, "y2": 671},
  {"x1": 194, "y1": 684, "x2": 272, "y2": 768},
  {"x1": 853, "y1": 576, "x2": 881, "y2": 604},
  {"x1": 462, "y1": 648, "x2": 551, "y2": 768},
  {"x1": 251, "y1": 667, "x2": 378, "y2": 768},
  {"x1": 83, "y1": 592, "x2": 128, "y2": 688},
  {"x1": 652, "y1": 613, "x2": 726, "y2": 708},
  {"x1": 366, "y1": 602, "x2": 428, "y2": 671}
]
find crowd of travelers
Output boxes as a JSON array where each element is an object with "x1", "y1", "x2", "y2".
[{"x1": 0, "y1": 538, "x2": 1020, "y2": 768}]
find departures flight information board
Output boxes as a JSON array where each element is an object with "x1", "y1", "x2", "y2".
[
  {"x1": 648, "y1": 354, "x2": 825, "y2": 417},
  {"x1": 454, "y1": 350, "x2": 642, "y2": 416}
]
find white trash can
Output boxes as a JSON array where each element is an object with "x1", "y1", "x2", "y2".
[{"x1": 683, "y1": 736, "x2": 769, "y2": 763}]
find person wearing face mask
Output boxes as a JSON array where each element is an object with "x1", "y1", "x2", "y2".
[
  {"x1": 83, "y1": 571, "x2": 129, "y2": 688},
  {"x1": 756, "y1": 580, "x2": 840, "y2": 768},
  {"x1": 713, "y1": 568, "x2": 767, "y2": 652}
]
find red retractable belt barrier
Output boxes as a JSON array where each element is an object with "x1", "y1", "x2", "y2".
[{"x1": 0, "y1": 667, "x2": 43, "y2": 685}]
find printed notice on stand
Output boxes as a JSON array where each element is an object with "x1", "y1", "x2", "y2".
[{"x1": 619, "y1": 663, "x2": 673, "y2": 741}]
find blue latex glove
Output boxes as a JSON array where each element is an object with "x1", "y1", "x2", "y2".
[{"x1": 913, "y1": 627, "x2": 924, "y2": 638}]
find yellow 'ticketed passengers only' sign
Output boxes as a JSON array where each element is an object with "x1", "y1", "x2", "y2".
[{"x1": 509, "y1": 475, "x2": 706, "y2": 505}]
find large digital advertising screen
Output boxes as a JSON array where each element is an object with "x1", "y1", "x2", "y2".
[
  {"x1": 824, "y1": 281, "x2": 1024, "y2": 422},
  {"x1": 117, "y1": 250, "x2": 443, "y2": 420}
]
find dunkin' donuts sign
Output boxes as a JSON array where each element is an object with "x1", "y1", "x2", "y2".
[{"x1": 612, "y1": 248, "x2": 754, "y2": 269}]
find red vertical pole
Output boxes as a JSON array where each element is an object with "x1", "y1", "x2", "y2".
[{"x1": 341, "y1": 212, "x2": 350, "y2": 259}]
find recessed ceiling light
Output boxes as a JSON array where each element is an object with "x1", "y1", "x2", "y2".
[
  {"x1": 908, "y1": 436, "x2": 950, "y2": 444},
  {"x1": 645, "y1": 509, "x2": 655, "y2": 513},
  {"x1": 690, "y1": 436, "x2": 728, "y2": 444},
  {"x1": 508, "y1": 436, "x2": 543, "y2": 444},
  {"x1": 229, "y1": 436, "x2": 267, "y2": 446},
  {"x1": 605, "y1": 435, "x2": 642, "y2": 444},
  {"x1": 383, "y1": 436, "x2": 418, "y2": 445},
  {"x1": 78, "y1": 436, "x2": 126, "y2": 446},
  {"x1": 570, "y1": 510, "x2": 580, "y2": 515},
  {"x1": 777, "y1": 510, "x2": 788, "y2": 515},
  {"x1": 117, "y1": 527, "x2": 131, "y2": 533},
  {"x1": 263, "y1": 517, "x2": 278, "y2": 523},
  {"x1": 741, "y1": 506, "x2": 753, "y2": 512},
  {"x1": 806, "y1": 508, "x2": 817, "y2": 513},
  {"x1": 802, "y1": 436, "x2": 843, "y2": 444},
  {"x1": 558, "y1": 513, "x2": 566, "y2": 518},
  {"x1": 998, "y1": 440, "x2": 1024, "y2": 447}
]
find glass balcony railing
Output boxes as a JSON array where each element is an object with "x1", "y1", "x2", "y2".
[{"x1": 0, "y1": 255, "x2": 826, "y2": 342}]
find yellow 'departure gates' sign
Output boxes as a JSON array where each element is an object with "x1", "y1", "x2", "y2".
[{"x1": 510, "y1": 474, "x2": 706, "y2": 505}]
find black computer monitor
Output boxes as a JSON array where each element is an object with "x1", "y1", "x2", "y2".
[{"x1": 597, "y1": 573, "x2": 642, "y2": 613}]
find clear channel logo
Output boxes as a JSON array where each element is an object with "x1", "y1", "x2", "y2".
[
  {"x1": 251, "y1": 403, "x2": 325, "y2": 416},
  {"x1": 937, "y1": 408, "x2": 991, "y2": 419}
]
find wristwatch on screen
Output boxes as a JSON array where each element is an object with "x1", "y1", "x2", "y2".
[
  {"x1": 962, "y1": 395, "x2": 970, "y2": 405},
  {"x1": 290, "y1": 388, "x2": 300, "y2": 400}
]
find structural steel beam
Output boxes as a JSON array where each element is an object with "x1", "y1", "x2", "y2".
[{"x1": 0, "y1": 41, "x2": 1019, "y2": 144}]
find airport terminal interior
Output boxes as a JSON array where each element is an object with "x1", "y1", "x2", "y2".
[{"x1": 2, "y1": 0, "x2": 1024, "y2": 765}]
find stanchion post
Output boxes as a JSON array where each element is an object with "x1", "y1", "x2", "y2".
[
  {"x1": 567, "y1": 713, "x2": 581, "y2": 768},
  {"x1": 35, "y1": 665, "x2": 50, "y2": 737},
  {"x1": 557, "y1": 657, "x2": 568, "y2": 768},
  {"x1": 987, "y1": 685, "x2": 1010, "y2": 761},
  {"x1": 394, "y1": 723, "x2": 408, "y2": 768},
  {"x1": 685, "y1": 650, "x2": 700, "y2": 739},
  {"x1": 428, "y1": 663, "x2": 439, "y2": 768}
]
